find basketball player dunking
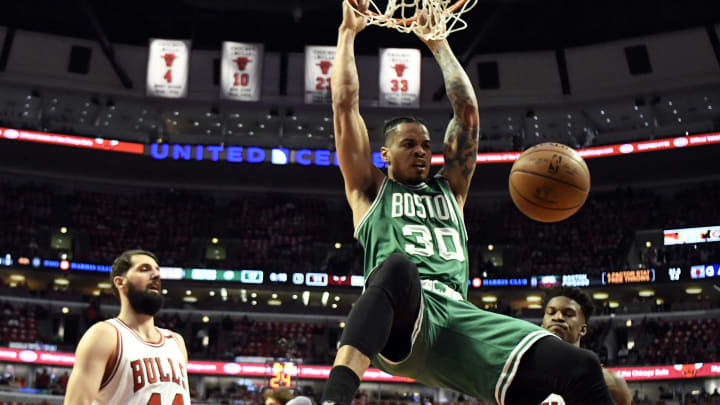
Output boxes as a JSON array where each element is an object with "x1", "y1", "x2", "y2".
[
  {"x1": 541, "y1": 287, "x2": 632, "y2": 405},
  {"x1": 320, "y1": 1, "x2": 618, "y2": 404},
  {"x1": 64, "y1": 250, "x2": 191, "y2": 405}
]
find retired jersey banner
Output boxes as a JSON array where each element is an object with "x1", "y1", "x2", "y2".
[
  {"x1": 379, "y1": 48, "x2": 421, "y2": 108},
  {"x1": 305, "y1": 46, "x2": 336, "y2": 104},
  {"x1": 146, "y1": 39, "x2": 191, "y2": 98},
  {"x1": 221, "y1": 41, "x2": 263, "y2": 101}
]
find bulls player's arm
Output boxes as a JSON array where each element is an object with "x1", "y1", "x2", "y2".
[
  {"x1": 602, "y1": 368, "x2": 632, "y2": 405},
  {"x1": 172, "y1": 331, "x2": 188, "y2": 363},
  {"x1": 416, "y1": 33, "x2": 479, "y2": 211},
  {"x1": 64, "y1": 322, "x2": 118, "y2": 405},
  {"x1": 333, "y1": 0, "x2": 384, "y2": 225}
]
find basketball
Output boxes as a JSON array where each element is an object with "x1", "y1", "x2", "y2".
[{"x1": 509, "y1": 142, "x2": 590, "y2": 223}]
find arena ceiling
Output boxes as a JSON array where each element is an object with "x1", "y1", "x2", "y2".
[{"x1": 2, "y1": 0, "x2": 720, "y2": 56}]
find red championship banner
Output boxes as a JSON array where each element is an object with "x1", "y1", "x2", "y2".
[
  {"x1": 305, "y1": 45, "x2": 336, "y2": 104},
  {"x1": 146, "y1": 38, "x2": 191, "y2": 98},
  {"x1": 379, "y1": 48, "x2": 421, "y2": 108},
  {"x1": 221, "y1": 41, "x2": 263, "y2": 101}
]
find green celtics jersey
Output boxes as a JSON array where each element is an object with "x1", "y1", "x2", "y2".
[{"x1": 354, "y1": 175, "x2": 469, "y2": 298}]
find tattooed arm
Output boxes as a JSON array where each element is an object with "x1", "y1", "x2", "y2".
[{"x1": 424, "y1": 39, "x2": 480, "y2": 210}]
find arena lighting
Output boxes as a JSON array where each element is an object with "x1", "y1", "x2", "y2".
[
  {"x1": 209, "y1": 290, "x2": 216, "y2": 296},
  {"x1": 9, "y1": 274, "x2": 25, "y2": 282},
  {"x1": 656, "y1": 297, "x2": 664, "y2": 305},
  {"x1": 527, "y1": 303, "x2": 542, "y2": 309},
  {"x1": 645, "y1": 241, "x2": 652, "y2": 248},
  {"x1": 526, "y1": 295, "x2": 542, "y2": 303},
  {"x1": 302, "y1": 291, "x2": 310, "y2": 306},
  {"x1": 638, "y1": 289, "x2": 655, "y2": 297},
  {"x1": 240, "y1": 289, "x2": 248, "y2": 302},
  {"x1": 97, "y1": 282, "x2": 111, "y2": 289},
  {"x1": 334, "y1": 296, "x2": 340, "y2": 302},
  {"x1": 292, "y1": 294, "x2": 298, "y2": 300},
  {"x1": 202, "y1": 316, "x2": 210, "y2": 323},
  {"x1": 251, "y1": 292, "x2": 257, "y2": 298},
  {"x1": 92, "y1": 290, "x2": 101, "y2": 296},
  {"x1": 608, "y1": 301, "x2": 620, "y2": 308},
  {"x1": 183, "y1": 296, "x2": 198, "y2": 303},
  {"x1": 321, "y1": 291, "x2": 330, "y2": 307},
  {"x1": 334, "y1": 242, "x2": 342, "y2": 249},
  {"x1": 251, "y1": 300, "x2": 257, "y2": 306},
  {"x1": 61, "y1": 307, "x2": 69, "y2": 314},
  {"x1": 685, "y1": 286, "x2": 703, "y2": 294},
  {"x1": 331, "y1": 303, "x2": 338, "y2": 309},
  {"x1": 60, "y1": 227, "x2": 67, "y2": 234},
  {"x1": 211, "y1": 237, "x2": 219, "y2": 244},
  {"x1": 161, "y1": 289, "x2": 168, "y2": 295},
  {"x1": 220, "y1": 288, "x2": 228, "y2": 297},
  {"x1": 592, "y1": 292, "x2": 609, "y2": 300},
  {"x1": 185, "y1": 290, "x2": 192, "y2": 295},
  {"x1": 54, "y1": 278, "x2": 69, "y2": 286},
  {"x1": 339, "y1": 321, "x2": 346, "y2": 328},
  {"x1": 481, "y1": 295, "x2": 497, "y2": 303},
  {"x1": 268, "y1": 299, "x2": 282, "y2": 306},
  {"x1": 271, "y1": 293, "x2": 278, "y2": 299},
  {"x1": 488, "y1": 244, "x2": 494, "y2": 251}
]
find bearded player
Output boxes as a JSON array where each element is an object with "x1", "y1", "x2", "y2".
[
  {"x1": 541, "y1": 287, "x2": 632, "y2": 405},
  {"x1": 64, "y1": 250, "x2": 190, "y2": 405},
  {"x1": 320, "y1": 1, "x2": 617, "y2": 404}
]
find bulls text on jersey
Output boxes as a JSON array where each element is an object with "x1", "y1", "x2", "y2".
[{"x1": 130, "y1": 357, "x2": 187, "y2": 392}]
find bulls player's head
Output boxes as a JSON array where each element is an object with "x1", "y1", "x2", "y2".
[
  {"x1": 263, "y1": 388, "x2": 294, "y2": 405},
  {"x1": 381, "y1": 117, "x2": 432, "y2": 185},
  {"x1": 110, "y1": 250, "x2": 164, "y2": 316},
  {"x1": 541, "y1": 286, "x2": 594, "y2": 346}
]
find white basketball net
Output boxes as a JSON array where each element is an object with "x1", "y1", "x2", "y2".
[{"x1": 346, "y1": 0, "x2": 478, "y2": 40}]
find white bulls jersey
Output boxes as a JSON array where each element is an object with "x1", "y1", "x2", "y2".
[
  {"x1": 92, "y1": 318, "x2": 191, "y2": 405},
  {"x1": 541, "y1": 393, "x2": 565, "y2": 405}
]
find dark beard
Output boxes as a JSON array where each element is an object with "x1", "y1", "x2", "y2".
[{"x1": 126, "y1": 282, "x2": 163, "y2": 316}]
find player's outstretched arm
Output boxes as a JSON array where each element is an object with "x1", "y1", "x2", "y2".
[
  {"x1": 63, "y1": 322, "x2": 118, "y2": 405},
  {"x1": 333, "y1": 0, "x2": 384, "y2": 223},
  {"x1": 418, "y1": 31, "x2": 479, "y2": 209},
  {"x1": 603, "y1": 368, "x2": 632, "y2": 405}
]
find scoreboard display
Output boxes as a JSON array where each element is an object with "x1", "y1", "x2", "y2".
[{"x1": 267, "y1": 361, "x2": 298, "y2": 389}]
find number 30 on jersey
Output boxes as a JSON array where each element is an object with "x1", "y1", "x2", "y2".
[{"x1": 402, "y1": 225, "x2": 465, "y2": 261}]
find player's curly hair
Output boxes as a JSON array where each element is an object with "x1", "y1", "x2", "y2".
[{"x1": 543, "y1": 286, "x2": 595, "y2": 321}]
